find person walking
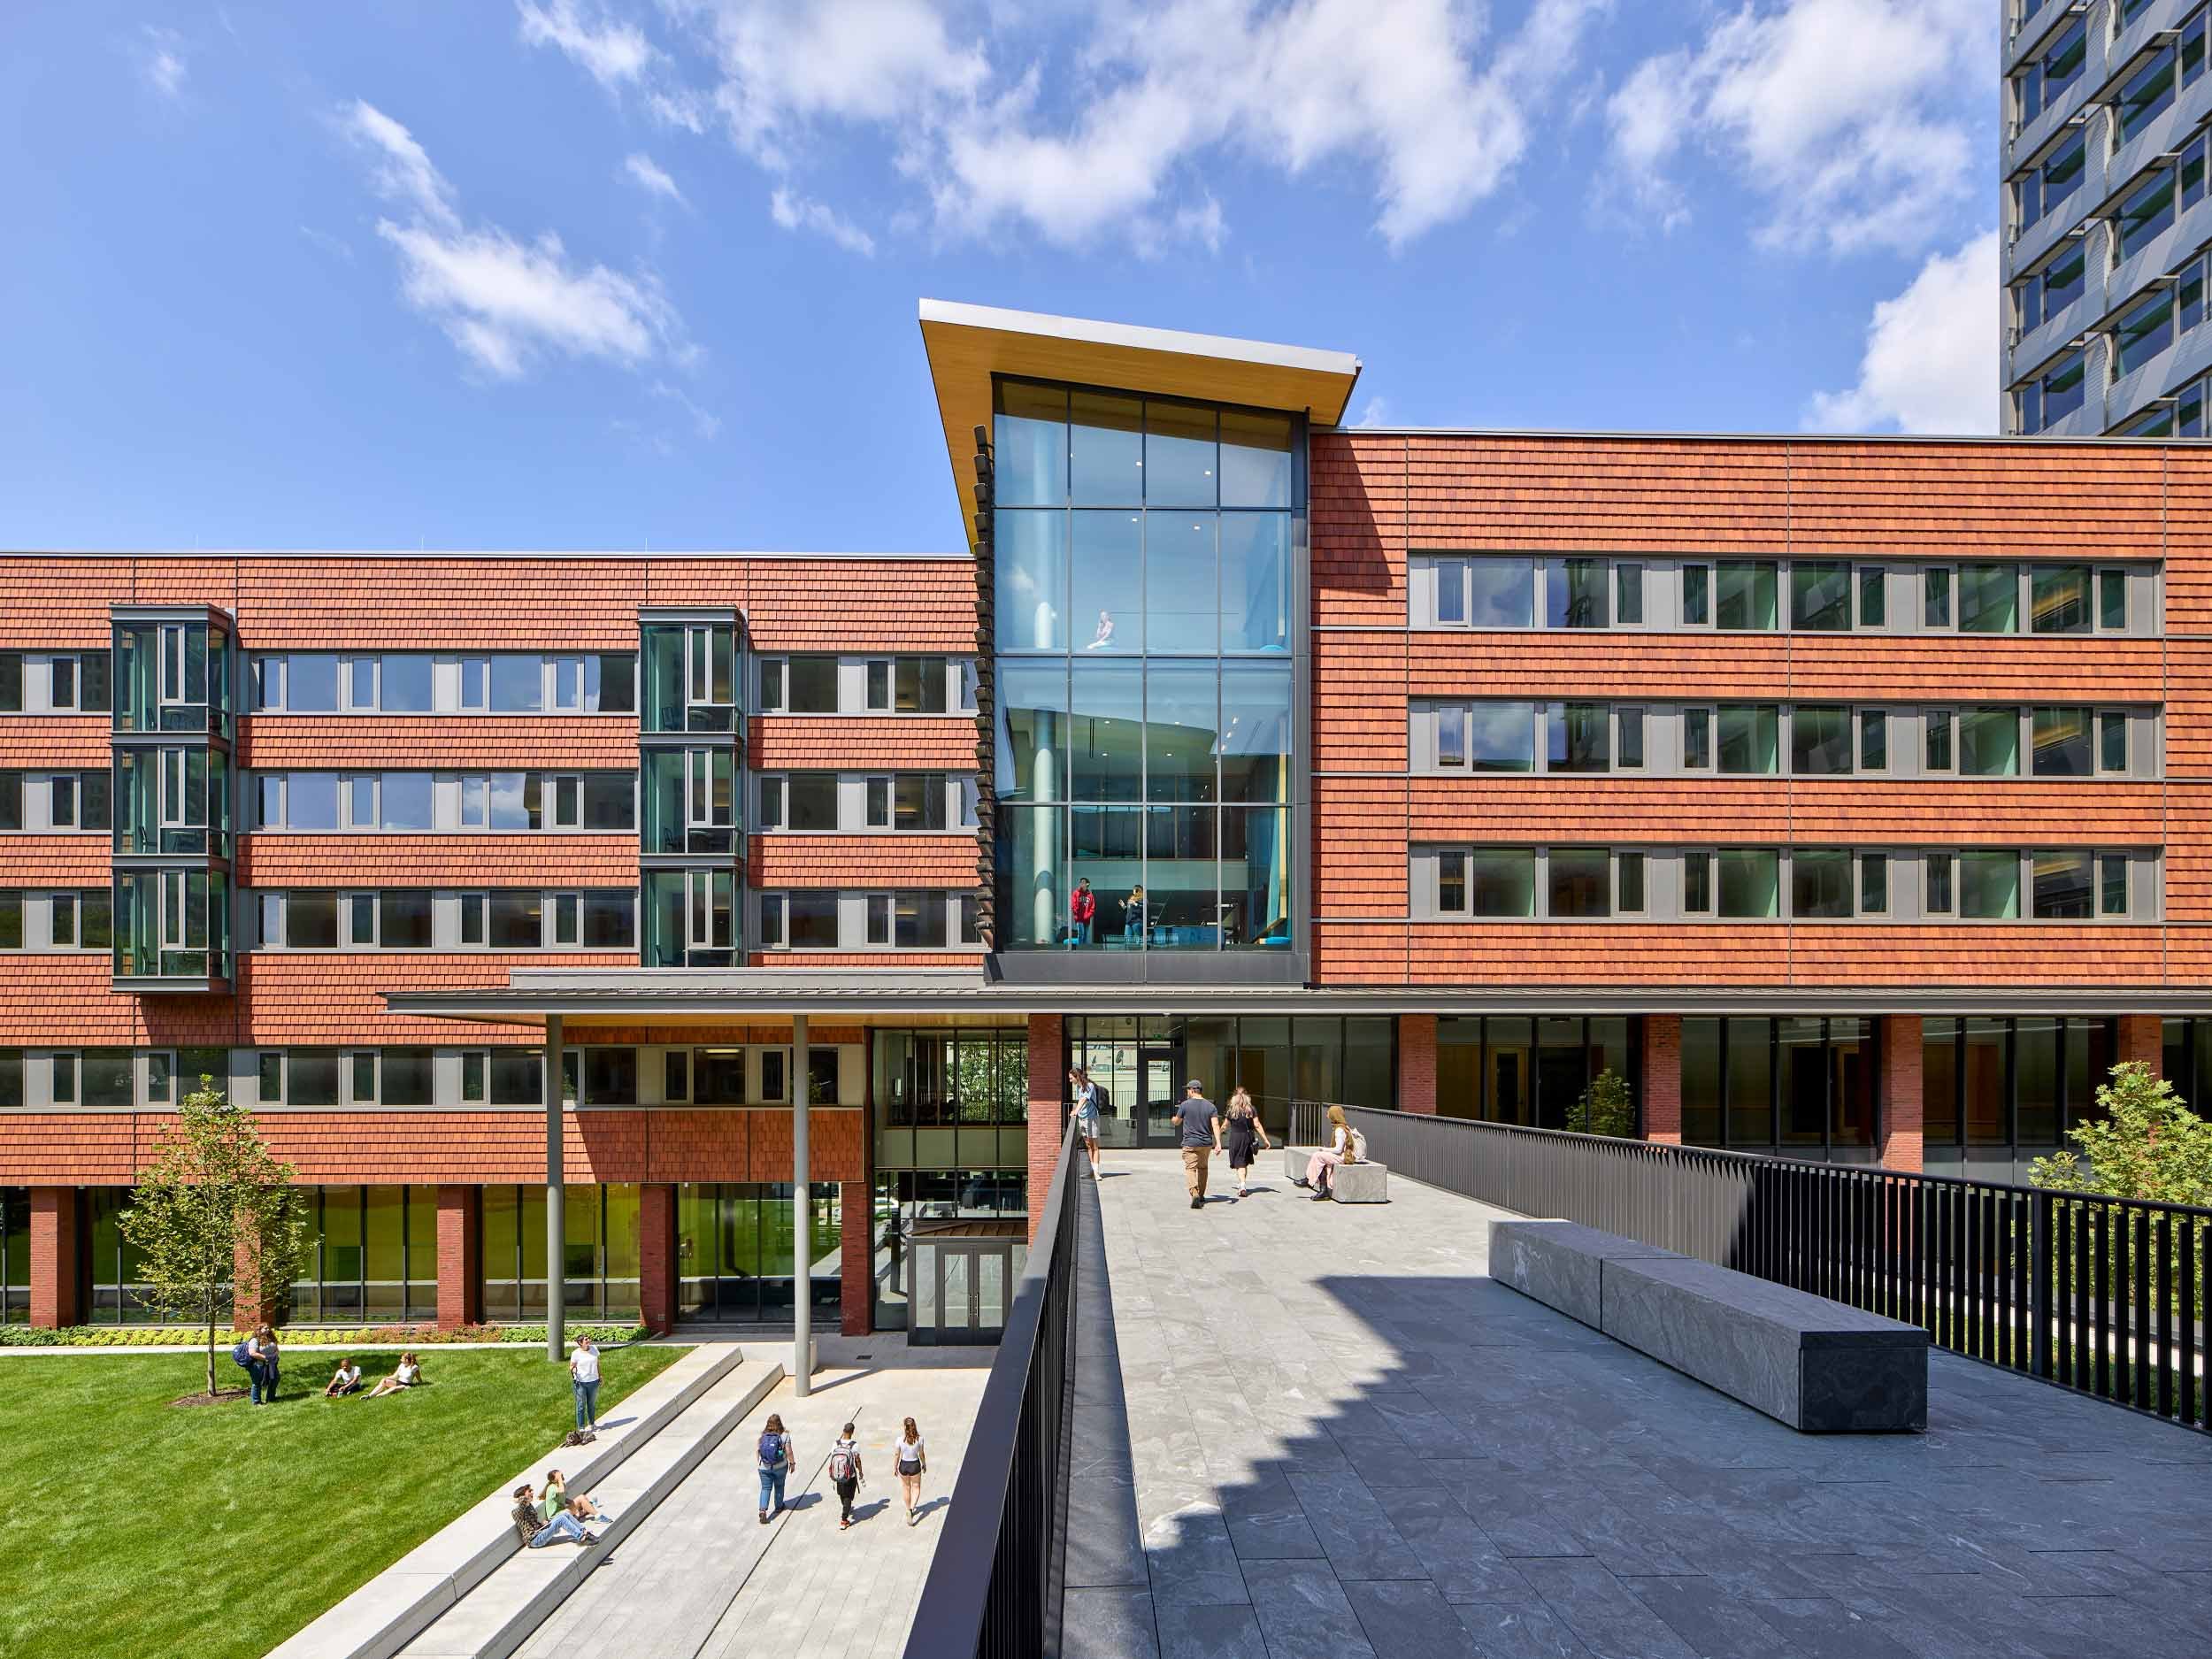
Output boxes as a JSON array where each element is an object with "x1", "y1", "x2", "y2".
[
  {"x1": 1070, "y1": 877, "x2": 1096, "y2": 946},
  {"x1": 1121, "y1": 884, "x2": 1147, "y2": 945},
  {"x1": 1068, "y1": 1065, "x2": 1102, "y2": 1175},
  {"x1": 1305, "y1": 1104, "x2": 1352, "y2": 1202},
  {"x1": 829, "y1": 1422, "x2": 864, "y2": 1530},
  {"x1": 569, "y1": 1334, "x2": 603, "y2": 1433},
  {"x1": 1175, "y1": 1080, "x2": 1223, "y2": 1210},
  {"x1": 757, "y1": 1413, "x2": 795, "y2": 1524},
  {"x1": 893, "y1": 1417, "x2": 928, "y2": 1525},
  {"x1": 1224, "y1": 1086, "x2": 1271, "y2": 1197},
  {"x1": 244, "y1": 1325, "x2": 281, "y2": 1404}
]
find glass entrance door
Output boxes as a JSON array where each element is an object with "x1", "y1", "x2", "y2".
[
  {"x1": 914, "y1": 1241, "x2": 1020, "y2": 1345},
  {"x1": 1142, "y1": 1043, "x2": 1183, "y2": 1145}
]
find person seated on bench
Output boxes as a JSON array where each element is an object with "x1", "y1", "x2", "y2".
[
  {"x1": 513, "y1": 1483, "x2": 600, "y2": 1548},
  {"x1": 322, "y1": 1356, "x2": 363, "y2": 1397},
  {"x1": 539, "y1": 1470, "x2": 613, "y2": 1528},
  {"x1": 1303, "y1": 1105, "x2": 1352, "y2": 1201},
  {"x1": 365, "y1": 1352, "x2": 422, "y2": 1397}
]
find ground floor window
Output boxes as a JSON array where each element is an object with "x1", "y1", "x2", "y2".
[
  {"x1": 1064, "y1": 1014, "x2": 1393, "y2": 1143},
  {"x1": 1, "y1": 1188, "x2": 26, "y2": 1322},
  {"x1": 1436, "y1": 1016, "x2": 1635, "y2": 1128},
  {"x1": 2162, "y1": 1018, "x2": 2212, "y2": 1117},
  {"x1": 288, "y1": 1186, "x2": 438, "y2": 1324},
  {"x1": 1922, "y1": 1017, "x2": 2115, "y2": 1148},
  {"x1": 871, "y1": 1170, "x2": 1026, "y2": 1329},
  {"x1": 85, "y1": 1188, "x2": 157, "y2": 1323},
  {"x1": 676, "y1": 1183, "x2": 839, "y2": 1324},
  {"x1": 872, "y1": 1026, "x2": 1030, "y2": 1125},
  {"x1": 1681, "y1": 1017, "x2": 1873, "y2": 1150},
  {"x1": 482, "y1": 1184, "x2": 641, "y2": 1322}
]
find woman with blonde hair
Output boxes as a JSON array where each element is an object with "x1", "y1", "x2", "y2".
[
  {"x1": 1303, "y1": 1104, "x2": 1351, "y2": 1202},
  {"x1": 1224, "y1": 1086, "x2": 1271, "y2": 1198},
  {"x1": 893, "y1": 1416, "x2": 928, "y2": 1525}
]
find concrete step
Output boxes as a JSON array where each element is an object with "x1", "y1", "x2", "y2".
[
  {"x1": 397, "y1": 1358, "x2": 785, "y2": 1659},
  {"x1": 265, "y1": 1344, "x2": 749, "y2": 1659}
]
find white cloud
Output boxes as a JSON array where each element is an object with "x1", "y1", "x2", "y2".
[
  {"x1": 624, "y1": 151, "x2": 686, "y2": 204},
  {"x1": 1605, "y1": 1, "x2": 1993, "y2": 254},
  {"x1": 645, "y1": 0, "x2": 1610, "y2": 251},
  {"x1": 516, "y1": 0, "x2": 657, "y2": 87},
  {"x1": 139, "y1": 25, "x2": 188, "y2": 97},
  {"x1": 1803, "y1": 230, "x2": 1997, "y2": 434},
  {"x1": 769, "y1": 188, "x2": 877, "y2": 255},
  {"x1": 341, "y1": 101, "x2": 682, "y2": 380},
  {"x1": 1351, "y1": 396, "x2": 1393, "y2": 427},
  {"x1": 652, "y1": 379, "x2": 722, "y2": 438}
]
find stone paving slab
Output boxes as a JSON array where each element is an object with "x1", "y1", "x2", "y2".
[{"x1": 1086, "y1": 1150, "x2": 2212, "y2": 1659}]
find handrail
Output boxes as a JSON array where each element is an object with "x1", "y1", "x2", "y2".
[
  {"x1": 1302, "y1": 1102, "x2": 2208, "y2": 1435},
  {"x1": 902, "y1": 1119, "x2": 1081, "y2": 1657}
]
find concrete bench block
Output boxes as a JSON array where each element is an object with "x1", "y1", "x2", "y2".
[
  {"x1": 1327, "y1": 1162, "x2": 1388, "y2": 1203},
  {"x1": 1486, "y1": 1220, "x2": 1682, "y2": 1331},
  {"x1": 1286, "y1": 1146, "x2": 1314, "y2": 1181},
  {"x1": 1600, "y1": 1255, "x2": 1927, "y2": 1433}
]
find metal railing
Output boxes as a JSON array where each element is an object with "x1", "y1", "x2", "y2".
[
  {"x1": 1289, "y1": 1103, "x2": 2210, "y2": 1435},
  {"x1": 903, "y1": 1121, "x2": 1081, "y2": 1658}
]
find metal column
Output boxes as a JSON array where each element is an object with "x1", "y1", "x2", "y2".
[
  {"x1": 792, "y1": 1011, "x2": 810, "y2": 1397},
  {"x1": 545, "y1": 1014, "x2": 565, "y2": 1363}
]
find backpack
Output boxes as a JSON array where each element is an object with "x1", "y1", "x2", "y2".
[
  {"x1": 1092, "y1": 1081, "x2": 1114, "y2": 1118},
  {"x1": 1347, "y1": 1128, "x2": 1368, "y2": 1164},
  {"x1": 757, "y1": 1432, "x2": 787, "y2": 1471},
  {"x1": 828, "y1": 1446, "x2": 856, "y2": 1482},
  {"x1": 231, "y1": 1340, "x2": 252, "y2": 1369}
]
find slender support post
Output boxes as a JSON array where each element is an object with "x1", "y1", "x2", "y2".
[
  {"x1": 545, "y1": 1014, "x2": 565, "y2": 1363},
  {"x1": 792, "y1": 1012, "x2": 810, "y2": 1397},
  {"x1": 2031, "y1": 1190, "x2": 2054, "y2": 1380}
]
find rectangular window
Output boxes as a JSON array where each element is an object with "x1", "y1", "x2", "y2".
[
  {"x1": 1789, "y1": 562, "x2": 1850, "y2": 630},
  {"x1": 1923, "y1": 566, "x2": 1953, "y2": 629},
  {"x1": 1464, "y1": 558, "x2": 1533, "y2": 627},
  {"x1": 1681, "y1": 564, "x2": 1710, "y2": 627},
  {"x1": 1791, "y1": 849, "x2": 1854, "y2": 919},
  {"x1": 1923, "y1": 710, "x2": 1955, "y2": 772},
  {"x1": 864, "y1": 660, "x2": 891, "y2": 712},
  {"x1": 788, "y1": 657, "x2": 839, "y2": 714},
  {"x1": 1960, "y1": 850, "x2": 2022, "y2": 919},
  {"x1": 287, "y1": 891, "x2": 338, "y2": 949},
  {"x1": 1545, "y1": 558, "x2": 1608, "y2": 628},
  {"x1": 552, "y1": 776, "x2": 581, "y2": 829},
  {"x1": 2115, "y1": 290, "x2": 2177, "y2": 374},
  {"x1": 1435, "y1": 707, "x2": 1467, "y2": 769},
  {"x1": 1613, "y1": 563, "x2": 1644, "y2": 626},
  {"x1": 1615, "y1": 706, "x2": 1645, "y2": 771},
  {"x1": 459, "y1": 893, "x2": 486, "y2": 946},
  {"x1": 662, "y1": 1049, "x2": 689, "y2": 1102},
  {"x1": 489, "y1": 657, "x2": 542, "y2": 713},
  {"x1": 1858, "y1": 709, "x2": 1887, "y2": 772},
  {"x1": 1438, "y1": 850, "x2": 1467, "y2": 912},
  {"x1": 895, "y1": 657, "x2": 949, "y2": 713},
  {"x1": 1855, "y1": 566, "x2": 1886, "y2": 629},
  {"x1": 1957, "y1": 565, "x2": 2018, "y2": 634},
  {"x1": 1616, "y1": 850, "x2": 1646, "y2": 915},
  {"x1": 1925, "y1": 851, "x2": 1955, "y2": 915},
  {"x1": 1433, "y1": 557, "x2": 1466, "y2": 624},
  {"x1": 1717, "y1": 705, "x2": 1778, "y2": 774},
  {"x1": 347, "y1": 892, "x2": 376, "y2": 947},
  {"x1": 1859, "y1": 852, "x2": 1889, "y2": 917},
  {"x1": 553, "y1": 893, "x2": 580, "y2": 946},
  {"x1": 1682, "y1": 707, "x2": 1712, "y2": 771},
  {"x1": 488, "y1": 892, "x2": 542, "y2": 949},
  {"x1": 1547, "y1": 703, "x2": 1610, "y2": 772},
  {"x1": 1717, "y1": 850, "x2": 1780, "y2": 918},
  {"x1": 2098, "y1": 568, "x2": 2129, "y2": 632},
  {"x1": 2119, "y1": 48, "x2": 2179, "y2": 144},
  {"x1": 1466, "y1": 703, "x2": 1536, "y2": 772},
  {"x1": 1789, "y1": 706, "x2": 1853, "y2": 775},
  {"x1": 894, "y1": 774, "x2": 946, "y2": 831},
  {"x1": 2032, "y1": 850, "x2": 2093, "y2": 919},
  {"x1": 2100, "y1": 853, "x2": 2131, "y2": 917},
  {"x1": 1684, "y1": 850, "x2": 1714, "y2": 915},
  {"x1": 1548, "y1": 849, "x2": 1611, "y2": 918},
  {"x1": 458, "y1": 657, "x2": 488, "y2": 710},
  {"x1": 2032, "y1": 707, "x2": 2093, "y2": 776},
  {"x1": 787, "y1": 891, "x2": 841, "y2": 949},
  {"x1": 1466, "y1": 849, "x2": 1537, "y2": 918},
  {"x1": 462, "y1": 1051, "x2": 487, "y2": 1102},
  {"x1": 2099, "y1": 710, "x2": 2130, "y2": 773},
  {"x1": 786, "y1": 774, "x2": 838, "y2": 833},
  {"x1": 1714, "y1": 561, "x2": 1778, "y2": 630},
  {"x1": 1959, "y1": 708, "x2": 2021, "y2": 777}
]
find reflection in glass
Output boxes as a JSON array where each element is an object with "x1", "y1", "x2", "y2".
[
  {"x1": 1548, "y1": 850, "x2": 1610, "y2": 918},
  {"x1": 1070, "y1": 661, "x2": 1142, "y2": 802},
  {"x1": 1219, "y1": 514, "x2": 1290, "y2": 651},
  {"x1": 2031, "y1": 565, "x2": 2090, "y2": 634},
  {"x1": 1789, "y1": 563, "x2": 1849, "y2": 630},
  {"x1": 1145, "y1": 514, "x2": 1217, "y2": 654},
  {"x1": 1546, "y1": 558, "x2": 1607, "y2": 628},
  {"x1": 2031, "y1": 707, "x2": 2091, "y2": 776},
  {"x1": 1718, "y1": 850, "x2": 1779, "y2": 918},
  {"x1": 1468, "y1": 849, "x2": 1536, "y2": 917},
  {"x1": 1144, "y1": 399, "x2": 1217, "y2": 506},
  {"x1": 1069, "y1": 511, "x2": 1141, "y2": 654},
  {"x1": 1071, "y1": 390, "x2": 1143, "y2": 504},
  {"x1": 1218, "y1": 662, "x2": 1290, "y2": 803},
  {"x1": 1715, "y1": 561, "x2": 1778, "y2": 630},
  {"x1": 1467, "y1": 558, "x2": 1534, "y2": 627},
  {"x1": 1791, "y1": 706, "x2": 1852, "y2": 775},
  {"x1": 997, "y1": 661, "x2": 1068, "y2": 803},
  {"x1": 1144, "y1": 661, "x2": 1219, "y2": 803},
  {"x1": 996, "y1": 511, "x2": 1067, "y2": 651},
  {"x1": 1548, "y1": 703, "x2": 1609, "y2": 772},
  {"x1": 1958, "y1": 564, "x2": 2017, "y2": 633},
  {"x1": 998, "y1": 805, "x2": 1064, "y2": 948},
  {"x1": 1959, "y1": 708, "x2": 2020, "y2": 776},
  {"x1": 1468, "y1": 703, "x2": 1536, "y2": 772},
  {"x1": 1792, "y1": 850, "x2": 1852, "y2": 918},
  {"x1": 2032, "y1": 850, "x2": 2093, "y2": 918},
  {"x1": 1960, "y1": 851, "x2": 2021, "y2": 918},
  {"x1": 1717, "y1": 705, "x2": 1778, "y2": 773},
  {"x1": 1221, "y1": 410, "x2": 1293, "y2": 507},
  {"x1": 1224, "y1": 806, "x2": 1290, "y2": 946},
  {"x1": 995, "y1": 380, "x2": 1067, "y2": 506}
]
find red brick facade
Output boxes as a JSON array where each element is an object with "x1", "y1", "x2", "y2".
[
  {"x1": 1878, "y1": 1017, "x2": 1924, "y2": 1173},
  {"x1": 1398, "y1": 1016, "x2": 1437, "y2": 1115},
  {"x1": 1025, "y1": 1016, "x2": 1065, "y2": 1243},
  {"x1": 1640, "y1": 1017, "x2": 1683, "y2": 1144}
]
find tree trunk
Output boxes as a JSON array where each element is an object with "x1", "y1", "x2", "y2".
[{"x1": 206, "y1": 1292, "x2": 217, "y2": 1400}]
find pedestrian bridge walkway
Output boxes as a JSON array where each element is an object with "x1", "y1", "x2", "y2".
[{"x1": 1066, "y1": 1148, "x2": 2212, "y2": 1659}]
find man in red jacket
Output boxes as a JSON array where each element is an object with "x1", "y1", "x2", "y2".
[{"x1": 1070, "y1": 877, "x2": 1096, "y2": 945}]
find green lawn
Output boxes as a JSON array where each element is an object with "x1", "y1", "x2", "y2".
[{"x1": 0, "y1": 1344, "x2": 687, "y2": 1659}]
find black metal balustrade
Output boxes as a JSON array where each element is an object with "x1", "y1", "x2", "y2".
[
  {"x1": 1289, "y1": 1102, "x2": 2210, "y2": 1434},
  {"x1": 903, "y1": 1122, "x2": 1081, "y2": 1658}
]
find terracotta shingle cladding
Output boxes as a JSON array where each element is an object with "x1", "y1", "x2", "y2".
[{"x1": 1310, "y1": 432, "x2": 2212, "y2": 987}]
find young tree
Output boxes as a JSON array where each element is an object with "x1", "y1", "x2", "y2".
[
  {"x1": 2030, "y1": 1061, "x2": 2212, "y2": 1206},
  {"x1": 1564, "y1": 1068, "x2": 1636, "y2": 1139},
  {"x1": 119, "y1": 1080, "x2": 312, "y2": 1399}
]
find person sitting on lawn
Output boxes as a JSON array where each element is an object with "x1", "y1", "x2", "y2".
[
  {"x1": 365, "y1": 1352, "x2": 422, "y2": 1397},
  {"x1": 512, "y1": 1484, "x2": 599, "y2": 1549},
  {"x1": 323, "y1": 1357, "x2": 363, "y2": 1397}
]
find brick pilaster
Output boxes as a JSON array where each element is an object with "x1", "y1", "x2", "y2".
[
  {"x1": 1640, "y1": 1016, "x2": 1682, "y2": 1144},
  {"x1": 1878, "y1": 1016, "x2": 1924, "y2": 1173},
  {"x1": 1025, "y1": 1014, "x2": 1065, "y2": 1243},
  {"x1": 29, "y1": 1187, "x2": 80, "y2": 1330},
  {"x1": 840, "y1": 1180, "x2": 872, "y2": 1336},
  {"x1": 2116, "y1": 1015, "x2": 2162, "y2": 1073},
  {"x1": 436, "y1": 1185, "x2": 481, "y2": 1331},
  {"x1": 1398, "y1": 1015, "x2": 1438, "y2": 1114},
  {"x1": 232, "y1": 1237, "x2": 281, "y2": 1332},
  {"x1": 639, "y1": 1183, "x2": 678, "y2": 1334}
]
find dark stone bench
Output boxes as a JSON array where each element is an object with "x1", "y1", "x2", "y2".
[{"x1": 1488, "y1": 1218, "x2": 1928, "y2": 1432}]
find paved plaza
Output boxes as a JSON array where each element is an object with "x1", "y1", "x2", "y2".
[
  {"x1": 1065, "y1": 1149, "x2": 2212, "y2": 1659},
  {"x1": 517, "y1": 1336, "x2": 986, "y2": 1659}
]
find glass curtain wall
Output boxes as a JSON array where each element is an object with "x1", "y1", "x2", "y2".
[
  {"x1": 1920, "y1": 1017, "x2": 2116, "y2": 1150},
  {"x1": 85, "y1": 1188, "x2": 158, "y2": 1323},
  {"x1": 871, "y1": 1028, "x2": 1031, "y2": 1126},
  {"x1": 482, "y1": 1184, "x2": 641, "y2": 1321},
  {"x1": 288, "y1": 1185, "x2": 439, "y2": 1323},
  {"x1": 995, "y1": 380, "x2": 1297, "y2": 951},
  {"x1": 1, "y1": 1188, "x2": 26, "y2": 1322},
  {"x1": 675, "y1": 1184, "x2": 841, "y2": 1322},
  {"x1": 1435, "y1": 1017, "x2": 1637, "y2": 1128},
  {"x1": 1678, "y1": 1018, "x2": 1874, "y2": 1151},
  {"x1": 1065, "y1": 1014, "x2": 1393, "y2": 1142}
]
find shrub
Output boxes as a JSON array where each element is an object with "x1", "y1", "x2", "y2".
[
  {"x1": 1563, "y1": 1068, "x2": 1636, "y2": 1139},
  {"x1": 2031, "y1": 1061, "x2": 2212, "y2": 1205}
]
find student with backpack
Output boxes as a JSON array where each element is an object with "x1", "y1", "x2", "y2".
[
  {"x1": 828, "y1": 1422, "x2": 864, "y2": 1530},
  {"x1": 1067, "y1": 1066, "x2": 1102, "y2": 1176},
  {"x1": 757, "y1": 1413, "x2": 794, "y2": 1524},
  {"x1": 238, "y1": 1324, "x2": 280, "y2": 1404}
]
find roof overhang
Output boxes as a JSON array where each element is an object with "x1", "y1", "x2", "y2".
[
  {"x1": 382, "y1": 970, "x2": 2212, "y2": 1025},
  {"x1": 918, "y1": 298, "x2": 1363, "y2": 553}
]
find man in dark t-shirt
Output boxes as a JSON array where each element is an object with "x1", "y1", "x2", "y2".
[{"x1": 1174, "y1": 1080, "x2": 1223, "y2": 1209}]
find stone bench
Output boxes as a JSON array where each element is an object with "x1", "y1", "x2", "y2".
[
  {"x1": 1282, "y1": 1146, "x2": 1388, "y2": 1202},
  {"x1": 1488, "y1": 1218, "x2": 1927, "y2": 1433}
]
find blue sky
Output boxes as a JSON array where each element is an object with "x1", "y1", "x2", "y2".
[{"x1": 0, "y1": 2, "x2": 1996, "y2": 554}]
